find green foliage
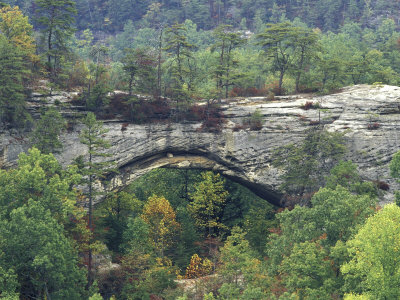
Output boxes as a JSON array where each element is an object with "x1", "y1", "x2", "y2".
[
  {"x1": 188, "y1": 171, "x2": 229, "y2": 237},
  {"x1": 0, "y1": 200, "x2": 86, "y2": 299},
  {"x1": 280, "y1": 241, "x2": 335, "y2": 298},
  {"x1": 342, "y1": 204, "x2": 400, "y2": 299},
  {"x1": 96, "y1": 191, "x2": 142, "y2": 253},
  {"x1": 0, "y1": 5, "x2": 37, "y2": 62},
  {"x1": 243, "y1": 200, "x2": 277, "y2": 255},
  {"x1": 273, "y1": 128, "x2": 346, "y2": 203},
  {"x1": 390, "y1": 150, "x2": 400, "y2": 180},
  {"x1": 325, "y1": 161, "x2": 377, "y2": 197},
  {"x1": 247, "y1": 108, "x2": 264, "y2": 130},
  {"x1": 164, "y1": 22, "x2": 195, "y2": 102},
  {"x1": 122, "y1": 47, "x2": 157, "y2": 96},
  {"x1": 0, "y1": 265, "x2": 19, "y2": 299},
  {"x1": 219, "y1": 227, "x2": 259, "y2": 288},
  {"x1": 35, "y1": 0, "x2": 77, "y2": 82},
  {"x1": 121, "y1": 217, "x2": 153, "y2": 255},
  {"x1": 0, "y1": 147, "x2": 81, "y2": 220},
  {"x1": 0, "y1": 35, "x2": 30, "y2": 127},
  {"x1": 212, "y1": 24, "x2": 246, "y2": 98},
  {"x1": 266, "y1": 185, "x2": 377, "y2": 296},
  {"x1": 257, "y1": 22, "x2": 318, "y2": 93},
  {"x1": 79, "y1": 111, "x2": 113, "y2": 286},
  {"x1": 120, "y1": 254, "x2": 176, "y2": 299},
  {"x1": 31, "y1": 107, "x2": 66, "y2": 154}
]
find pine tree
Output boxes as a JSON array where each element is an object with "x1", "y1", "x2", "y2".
[
  {"x1": 31, "y1": 107, "x2": 66, "y2": 154},
  {"x1": 79, "y1": 112, "x2": 112, "y2": 288},
  {"x1": 0, "y1": 35, "x2": 30, "y2": 127},
  {"x1": 122, "y1": 47, "x2": 157, "y2": 97},
  {"x1": 212, "y1": 24, "x2": 246, "y2": 99},
  {"x1": 164, "y1": 22, "x2": 195, "y2": 106},
  {"x1": 35, "y1": 0, "x2": 77, "y2": 83}
]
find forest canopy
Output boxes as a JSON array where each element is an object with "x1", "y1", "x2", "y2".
[{"x1": 1, "y1": 0, "x2": 400, "y2": 299}]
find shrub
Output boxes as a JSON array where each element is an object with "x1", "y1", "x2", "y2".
[
  {"x1": 367, "y1": 122, "x2": 380, "y2": 130},
  {"x1": 243, "y1": 109, "x2": 264, "y2": 131},
  {"x1": 309, "y1": 120, "x2": 320, "y2": 126},
  {"x1": 266, "y1": 81, "x2": 285, "y2": 95},
  {"x1": 300, "y1": 101, "x2": 320, "y2": 110},
  {"x1": 374, "y1": 180, "x2": 389, "y2": 191},
  {"x1": 121, "y1": 123, "x2": 129, "y2": 131}
]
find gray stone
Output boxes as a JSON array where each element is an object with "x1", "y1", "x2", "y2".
[{"x1": 1, "y1": 84, "x2": 400, "y2": 206}]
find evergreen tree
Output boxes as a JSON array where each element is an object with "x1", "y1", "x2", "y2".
[
  {"x1": 122, "y1": 47, "x2": 157, "y2": 96},
  {"x1": 35, "y1": 0, "x2": 77, "y2": 83},
  {"x1": 0, "y1": 35, "x2": 29, "y2": 127},
  {"x1": 164, "y1": 22, "x2": 195, "y2": 106},
  {"x1": 31, "y1": 107, "x2": 66, "y2": 154},
  {"x1": 79, "y1": 112, "x2": 112, "y2": 287},
  {"x1": 212, "y1": 24, "x2": 246, "y2": 99},
  {"x1": 273, "y1": 128, "x2": 346, "y2": 203}
]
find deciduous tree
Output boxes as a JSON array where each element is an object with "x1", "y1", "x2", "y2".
[
  {"x1": 342, "y1": 204, "x2": 400, "y2": 299},
  {"x1": 188, "y1": 171, "x2": 228, "y2": 237},
  {"x1": 0, "y1": 5, "x2": 37, "y2": 62},
  {"x1": 0, "y1": 200, "x2": 87, "y2": 299},
  {"x1": 141, "y1": 195, "x2": 180, "y2": 257}
]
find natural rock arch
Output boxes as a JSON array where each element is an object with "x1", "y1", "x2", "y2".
[
  {"x1": 1, "y1": 84, "x2": 400, "y2": 206},
  {"x1": 107, "y1": 151, "x2": 282, "y2": 206}
]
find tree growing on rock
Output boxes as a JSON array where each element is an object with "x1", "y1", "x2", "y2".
[
  {"x1": 35, "y1": 0, "x2": 77, "y2": 83},
  {"x1": 79, "y1": 112, "x2": 113, "y2": 287},
  {"x1": 164, "y1": 22, "x2": 195, "y2": 106},
  {"x1": 257, "y1": 22, "x2": 319, "y2": 94},
  {"x1": 212, "y1": 24, "x2": 246, "y2": 99},
  {"x1": 31, "y1": 107, "x2": 66, "y2": 154},
  {"x1": 273, "y1": 128, "x2": 346, "y2": 204}
]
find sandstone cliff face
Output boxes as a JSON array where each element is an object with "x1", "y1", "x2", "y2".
[{"x1": 1, "y1": 84, "x2": 400, "y2": 206}]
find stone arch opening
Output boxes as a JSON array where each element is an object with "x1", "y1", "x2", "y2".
[{"x1": 107, "y1": 151, "x2": 283, "y2": 207}]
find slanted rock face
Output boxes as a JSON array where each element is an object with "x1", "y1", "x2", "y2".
[{"x1": 1, "y1": 84, "x2": 400, "y2": 206}]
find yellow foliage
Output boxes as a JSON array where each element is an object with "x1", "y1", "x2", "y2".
[
  {"x1": 184, "y1": 254, "x2": 213, "y2": 279},
  {"x1": 0, "y1": 5, "x2": 38, "y2": 62},
  {"x1": 141, "y1": 195, "x2": 180, "y2": 255}
]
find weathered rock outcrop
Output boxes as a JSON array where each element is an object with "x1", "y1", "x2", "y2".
[{"x1": 1, "y1": 84, "x2": 400, "y2": 206}]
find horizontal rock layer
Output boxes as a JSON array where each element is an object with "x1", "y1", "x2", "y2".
[{"x1": 1, "y1": 84, "x2": 400, "y2": 206}]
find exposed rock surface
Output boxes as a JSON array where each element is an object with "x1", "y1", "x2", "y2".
[{"x1": 1, "y1": 84, "x2": 400, "y2": 206}]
